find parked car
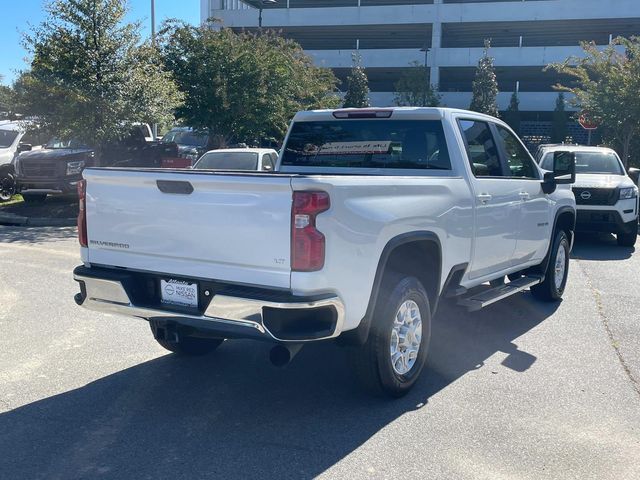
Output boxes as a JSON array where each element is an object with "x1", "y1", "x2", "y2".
[
  {"x1": 73, "y1": 107, "x2": 576, "y2": 397},
  {"x1": 15, "y1": 127, "x2": 178, "y2": 203},
  {"x1": 160, "y1": 127, "x2": 209, "y2": 168},
  {"x1": 193, "y1": 148, "x2": 278, "y2": 171},
  {"x1": 538, "y1": 145, "x2": 639, "y2": 246},
  {"x1": 0, "y1": 122, "x2": 32, "y2": 201}
]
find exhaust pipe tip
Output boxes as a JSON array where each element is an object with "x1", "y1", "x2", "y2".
[{"x1": 269, "y1": 343, "x2": 303, "y2": 367}]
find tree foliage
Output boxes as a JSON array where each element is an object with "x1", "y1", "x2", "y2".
[
  {"x1": 470, "y1": 40, "x2": 499, "y2": 117},
  {"x1": 547, "y1": 37, "x2": 640, "y2": 167},
  {"x1": 161, "y1": 21, "x2": 339, "y2": 147},
  {"x1": 17, "y1": 0, "x2": 182, "y2": 151},
  {"x1": 342, "y1": 53, "x2": 370, "y2": 108},
  {"x1": 394, "y1": 61, "x2": 440, "y2": 107},
  {"x1": 503, "y1": 91, "x2": 521, "y2": 134},
  {"x1": 550, "y1": 92, "x2": 569, "y2": 143}
]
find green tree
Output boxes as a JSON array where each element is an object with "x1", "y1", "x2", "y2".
[
  {"x1": 343, "y1": 53, "x2": 370, "y2": 108},
  {"x1": 547, "y1": 37, "x2": 640, "y2": 167},
  {"x1": 161, "y1": 21, "x2": 339, "y2": 147},
  {"x1": 503, "y1": 91, "x2": 521, "y2": 134},
  {"x1": 17, "y1": 0, "x2": 181, "y2": 154},
  {"x1": 550, "y1": 92, "x2": 568, "y2": 143},
  {"x1": 470, "y1": 39, "x2": 499, "y2": 117},
  {"x1": 394, "y1": 61, "x2": 440, "y2": 107}
]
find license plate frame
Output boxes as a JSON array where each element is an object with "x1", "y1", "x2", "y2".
[{"x1": 160, "y1": 279, "x2": 199, "y2": 308}]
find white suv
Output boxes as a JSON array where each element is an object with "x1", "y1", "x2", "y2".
[{"x1": 538, "y1": 145, "x2": 639, "y2": 246}]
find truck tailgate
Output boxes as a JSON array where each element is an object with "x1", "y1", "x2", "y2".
[{"x1": 83, "y1": 169, "x2": 293, "y2": 289}]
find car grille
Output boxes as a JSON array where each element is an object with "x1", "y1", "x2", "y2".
[
  {"x1": 572, "y1": 187, "x2": 618, "y2": 206},
  {"x1": 20, "y1": 160, "x2": 60, "y2": 177}
]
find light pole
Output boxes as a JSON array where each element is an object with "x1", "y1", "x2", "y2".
[
  {"x1": 151, "y1": 0, "x2": 156, "y2": 44},
  {"x1": 151, "y1": 0, "x2": 158, "y2": 140},
  {"x1": 258, "y1": 0, "x2": 278, "y2": 29}
]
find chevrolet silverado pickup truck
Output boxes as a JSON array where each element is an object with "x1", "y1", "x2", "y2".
[
  {"x1": 73, "y1": 108, "x2": 576, "y2": 397},
  {"x1": 538, "y1": 145, "x2": 639, "y2": 247}
]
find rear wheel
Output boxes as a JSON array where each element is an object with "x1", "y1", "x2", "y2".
[
  {"x1": 531, "y1": 229, "x2": 570, "y2": 302},
  {"x1": 22, "y1": 193, "x2": 47, "y2": 204},
  {"x1": 617, "y1": 221, "x2": 638, "y2": 247},
  {"x1": 350, "y1": 274, "x2": 431, "y2": 397}
]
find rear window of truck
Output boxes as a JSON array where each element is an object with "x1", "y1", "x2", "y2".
[{"x1": 281, "y1": 120, "x2": 451, "y2": 170}]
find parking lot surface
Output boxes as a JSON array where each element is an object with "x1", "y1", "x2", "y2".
[{"x1": 0, "y1": 227, "x2": 638, "y2": 479}]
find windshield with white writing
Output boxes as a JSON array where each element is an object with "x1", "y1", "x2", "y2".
[
  {"x1": 281, "y1": 120, "x2": 451, "y2": 170},
  {"x1": 542, "y1": 151, "x2": 623, "y2": 175}
]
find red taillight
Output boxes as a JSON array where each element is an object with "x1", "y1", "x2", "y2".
[
  {"x1": 77, "y1": 180, "x2": 87, "y2": 247},
  {"x1": 291, "y1": 191, "x2": 330, "y2": 272}
]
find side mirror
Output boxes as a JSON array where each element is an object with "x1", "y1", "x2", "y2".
[
  {"x1": 17, "y1": 143, "x2": 32, "y2": 153},
  {"x1": 628, "y1": 167, "x2": 640, "y2": 185},
  {"x1": 542, "y1": 151, "x2": 576, "y2": 194},
  {"x1": 263, "y1": 164, "x2": 273, "y2": 172}
]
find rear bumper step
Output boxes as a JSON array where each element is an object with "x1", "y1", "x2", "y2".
[
  {"x1": 458, "y1": 275, "x2": 543, "y2": 311},
  {"x1": 73, "y1": 266, "x2": 345, "y2": 343}
]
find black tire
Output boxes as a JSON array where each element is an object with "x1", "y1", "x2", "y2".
[
  {"x1": 350, "y1": 274, "x2": 431, "y2": 397},
  {"x1": 22, "y1": 193, "x2": 47, "y2": 204},
  {"x1": 0, "y1": 172, "x2": 16, "y2": 202},
  {"x1": 531, "y1": 229, "x2": 570, "y2": 302},
  {"x1": 617, "y1": 221, "x2": 638, "y2": 247},
  {"x1": 152, "y1": 326, "x2": 224, "y2": 356}
]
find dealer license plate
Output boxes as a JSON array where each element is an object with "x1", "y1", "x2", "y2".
[{"x1": 160, "y1": 279, "x2": 199, "y2": 308}]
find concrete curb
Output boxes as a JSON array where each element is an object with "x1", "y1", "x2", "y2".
[{"x1": 0, "y1": 213, "x2": 76, "y2": 227}]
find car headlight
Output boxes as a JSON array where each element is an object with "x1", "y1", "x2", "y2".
[
  {"x1": 619, "y1": 186, "x2": 638, "y2": 200},
  {"x1": 66, "y1": 160, "x2": 85, "y2": 176}
]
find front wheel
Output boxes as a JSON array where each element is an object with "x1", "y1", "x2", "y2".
[
  {"x1": 0, "y1": 172, "x2": 16, "y2": 202},
  {"x1": 350, "y1": 274, "x2": 431, "y2": 397},
  {"x1": 531, "y1": 229, "x2": 570, "y2": 302},
  {"x1": 617, "y1": 220, "x2": 638, "y2": 247}
]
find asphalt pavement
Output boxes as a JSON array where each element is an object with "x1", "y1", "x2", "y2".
[{"x1": 0, "y1": 226, "x2": 638, "y2": 480}]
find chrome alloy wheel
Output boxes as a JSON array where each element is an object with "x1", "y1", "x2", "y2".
[
  {"x1": 390, "y1": 300, "x2": 422, "y2": 375},
  {"x1": 554, "y1": 242, "x2": 567, "y2": 290}
]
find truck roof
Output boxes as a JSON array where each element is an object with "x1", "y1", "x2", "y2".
[
  {"x1": 292, "y1": 107, "x2": 502, "y2": 123},
  {"x1": 539, "y1": 144, "x2": 617, "y2": 154}
]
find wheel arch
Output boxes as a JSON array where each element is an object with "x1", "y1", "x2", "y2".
[
  {"x1": 338, "y1": 231, "x2": 442, "y2": 346},
  {"x1": 533, "y1": 206, "x2": 576, "y2": 277}
]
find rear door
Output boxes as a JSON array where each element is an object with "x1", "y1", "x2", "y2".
[
  {"x1": 84, "y1": 169, "x2": 293, "y2": 288},
  {"x1": 494, "y1": 125, "x2": 551, "y2": 264},
  {"x1": 457, "y1": 119, "x2": 520, "y2": 279}
]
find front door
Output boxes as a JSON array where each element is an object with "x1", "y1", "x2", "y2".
[
  {"x1": 494, "y1": 125, "x2": 551, "y2": 264},
  {"x1": 458, "y1": 119, "x2": 520, "y2": 279}
]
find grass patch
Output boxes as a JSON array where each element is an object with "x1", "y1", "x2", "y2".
[{"x1": 0, "y1": 194, "x2": 24, "y2": 207}]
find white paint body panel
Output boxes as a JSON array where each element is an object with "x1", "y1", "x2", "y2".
[
  {"x1": 84, "y1": 169, "x2": 294, "y2": 289},
  {"x1": 82, "y1": 108, "x2": 575, "y2": 334}
]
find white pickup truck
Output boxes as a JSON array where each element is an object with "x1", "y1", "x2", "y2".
[{"x1": 73, "y1": 108, "x2": 577, "y2": 397}]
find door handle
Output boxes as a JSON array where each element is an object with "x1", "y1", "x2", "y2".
[
  {"x1": 519, "y1": 191, "x2": 530, "y2": 200},
  {"x1": 477, "y1": 193, "x2": 492, "y2": 204}
]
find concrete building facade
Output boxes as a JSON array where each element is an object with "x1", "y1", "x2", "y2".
[{"x1": 201, "y1": 0, "x2": 640, "y2": 142}]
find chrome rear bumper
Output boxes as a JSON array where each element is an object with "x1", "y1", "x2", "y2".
[{"x1": 73, "y1": 267, "x2": 345, "y2": 343}]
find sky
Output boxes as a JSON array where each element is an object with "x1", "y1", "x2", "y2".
[{"x1": 0, "y1": 0, "x2": 201, "y2": 85}]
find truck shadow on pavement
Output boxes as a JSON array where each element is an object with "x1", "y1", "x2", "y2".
[
  {"x1": 571, "y1": 232, "x2": 636, "y2": 261},
  {"x1": 0, "y1": 294, "x2": 558, "y2": 479}
]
